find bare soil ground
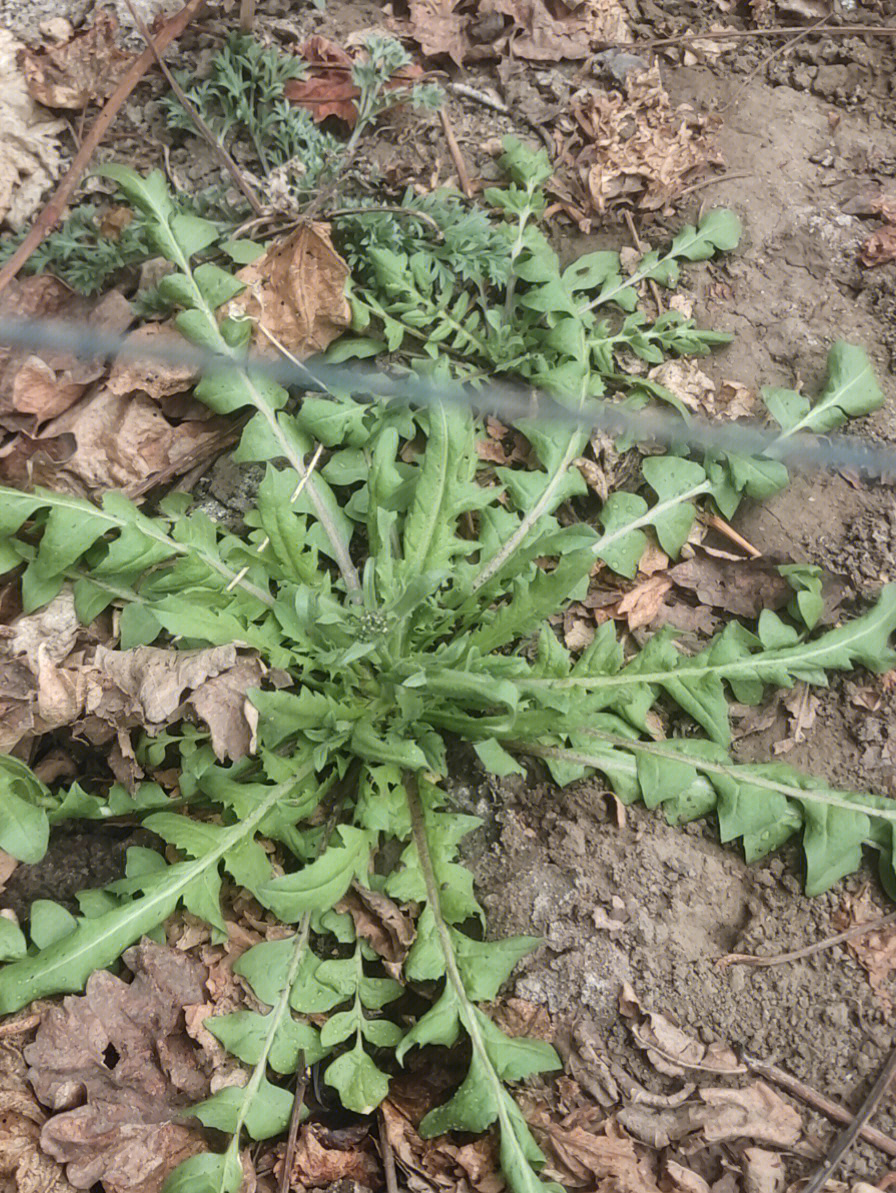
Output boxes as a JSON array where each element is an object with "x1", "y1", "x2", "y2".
[{"x1": 3, "y1": 0, "x2": 896, "y2": 1188}]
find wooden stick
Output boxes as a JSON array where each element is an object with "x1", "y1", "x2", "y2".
[
  {"x1": 0, "y1": 0, "x2": 206, "y2": 295},
  {"x1": 439, "y1": 106, "x2": 474, "y2": 198},
  {"x1": 378, "y1": 1110, "x2": 400, "y2": 1193},
  {"x1": 801, "y1": 1045, "x2": 896, "y2": 1191},
  {"x1": 743, "y1": 1053, "x2": 896, "y2": 1162},
  {"x1": 717, "y1": 910, "x2": 896, "y2": 969},
  {"x1": 277, "y1": 1053, "x2": 307, "y2": 1193},
  {"x1": 704, "y1": 512, "x2": 762, "y2": 558}
]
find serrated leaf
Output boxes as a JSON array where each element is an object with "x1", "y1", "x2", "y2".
[
  {"x1": 207, "y1": 1011, "x2": 325, "y2": 1072},
  {"x1": 162, "y1": 1145, "x2": 242, "y2": 1193},
  {"x1": 253, "y1": 827, "x2": 370, "y2": 921},
  {"x1": 193, "y1": 1075, "x2": 296, "y2": 1140}
]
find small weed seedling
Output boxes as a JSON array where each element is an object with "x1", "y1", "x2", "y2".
[{"x1": 0, "y1": 139, "x2": 893, "y2": 1193}]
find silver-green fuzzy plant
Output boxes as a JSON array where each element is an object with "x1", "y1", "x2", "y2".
[{"x1": 0, "y1": 144, "x2": 893, "y2": 1193}]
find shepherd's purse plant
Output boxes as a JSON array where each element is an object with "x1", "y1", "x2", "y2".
[{"x1": 0, "y1": 139, "x2": 893, "y2": 1193}]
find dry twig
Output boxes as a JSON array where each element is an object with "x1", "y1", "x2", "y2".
[
  {"x1": 378, "y1": 1110, "x2": 400, "y2": 1193},
  {"x1": 277, "y1": 1056, "x2": 308, "y2": 1193},
  {"x1": 439, "y1": 106, "x2": 474, "y2": 198},
  {"x1": 742, "y1": 1053, "x2": 896, "y2": 1160},
  {"x1": 0, "y1": 0, "x2": 206, "y2": 294},
  {"x1": 801, "y1": 1045, "x2": 896, "y2": 1191},
  {"x1": 717, "y1": 910, "x2": 896, "y2": 969},
  {"x1": 120, "y1": 0, "x2": 264, "y2": 215}
]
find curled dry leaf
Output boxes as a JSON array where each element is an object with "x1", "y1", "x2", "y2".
[
  {"x1": 618, "y1": 1082, "x2": 801, "y2": 1150},
  {"x1": 20, "y1": 387, "x2": 227, "y2": 496},
  {"x1": 616, "y1": 575, "x2": 672, "y2": 630},
  {"x1": 0, "y1": 29, "x2": 64, "y2": 228},
  {"x1": 859, "y1": 195, "x2": 896, "y2": 268},
  {"x1": 0, "y1": 603, "x2": 268, "y2": 764},
  {"x1": 335, "y1": 882, "x2": 416, "y2": 974},
  {"x1": 24, "y1": 942, "x2": 210, "y2": 1193},
  {"x1": 0, "y1": 1012, "x2": 77, "y2": 1193},
  {"x1": 19, "y1": 10, "x2": 135, "y2": 110},
  {"x1": 226, "y1": 223, "x2": 352, "y2": 357},
  {"x1": 92, "y1": 643, "x2": 266, "y2": 762},
  {"x1": 620, "y1": 985, "x2": 740, "y2": 1076},
  {"x1": 527, "y1": 1107, "x2": 663, "y2": 1192},
  {"x1": 556, "y1": 64, "x2": 721, "y2": 214},
  {"x1": 395, "y1": 0, "x2": 629, "y2": 64},
  {"x1": 699, "y1": 1082, "x2": 801, "y2": 1147},
  {"x1": 0, "y1": 279, "x2": 132, "y2": 427},
  {"x1": 275, "y1": 1122, "x2": 381, "y2": 1190}
]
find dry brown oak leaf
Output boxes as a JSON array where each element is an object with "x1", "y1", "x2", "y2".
[
  {"x1": 24, "y1": 941, "x2": 211, "y2": 1193},
  {"x1": 20, "y1": 10, "x2": 135, "y2": 110},
  {"x1": 0, "y1": 1020, "x2": 77, "y2": 1193},
  {"x1": 225, "y1": 222, "x2": 351, "y2": 356}
]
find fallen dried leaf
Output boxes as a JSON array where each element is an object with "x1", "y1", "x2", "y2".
[
  {"x1": 0, "y1": 850, "x2": 17, "y2": 890},
  {"x1": 106, "y1": 325, "x2": 201, "y2": 401},
  {"x1": 0, "y1": 30, "x2": 64, "y2": 228},
  {"x1": 618, "y1": 1081, "x2": 801, "y2": 1150},
  {"x1": 20, "y1": 10, "x2": 134, "y2": 109},
  {"x1": 859, "y1": 195, "x2": 896, "y2": 268},
  {"x1": 621, "y1": 987, "x2": 741, "y2": 1077},
  {"x1": 284, "y1": 37, "x2": 360, "y2": 124},
  {"x1": 554, "y1": 1018, "x2": 620, "y2": 1108},
  {"x1": 530, "y1": 1109, "x2": 663, "y2": 1192},
  {"x1": 666, "y1": 1159, "x2": 711, "y2": 1193},
  {"x1": 741, "y1": 1146, "x2": 785, "y2": 1193},
  {"x1": 285, "y1": 37, "x2": 423, "y2": 124},
  {"x1": 833, "y1": 888, "x2": 896, "y2": 1012},
  {"x1": 381, "y1": 1092, "x2": 504, "y2": 1192},
  {"x1": 772, "y1": 683, "x2": 818, "y2": 755},
  {"x1": 616, "y1": 575, "x2": 672, "y2": 630},
  {"x1": 649, "y1": 359, "x2": 715, "y2": 414},
  {"x1": 0, "y1": 612, "x2": 269, "y2": 764},
  {"x1": 16, "y1": 386, "x2": 225, "y2": 496},
  {"x1": 335, "y1": 883, "x2": 416, "y2": 974},
  {"x1": 0, "y1": 279, "x2": 132, "y2": 426},
  {"x1": 556, "y1": 65, "x2": 721, "y2": 214},
  {"x1": 24, "y1": 942, "x2": 210, "y2": 1193},
  {"x1": 0, "y1": 1010, "x2": 77, "y2": 1193},
  {"x1": 775, "y1": 0, "x2": 831, "y2": 17},
  {"x1": 226, "y1": 223, "x2": 351, "y2": 356},
  {"x1": 395, "y1": 0, "x2": 628, "y2": 64},
  {"x1": 699, "y1": 1082, "x2": 801, "y2": 1146},
  {"x1": 668, "y1": 553, "x2": 791, "y2": 619},
  {"x1": 92, "y1": 644, "x2": 266, "y2": 761},
  {"x1": 275, "y1": 1122, "x2": 380, "y2": 1189}
]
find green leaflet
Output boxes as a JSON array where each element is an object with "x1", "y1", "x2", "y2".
[
  {"x1": 513, "y1": 586, "x2": 896, "y2": 745},
  {"x1": 522, "y1": 731, "x2": 896, "y2": 897},
  {"x1": 0, "y1": 767, "x2": 312, "y2": 1013},
  {"x1": 764, "y1": 342, "x2": 884, "y2": 440},
  {"x1": 0, "y1": 757, "x2": 51, "y2": 863}
]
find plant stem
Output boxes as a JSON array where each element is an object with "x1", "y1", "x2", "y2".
[
  {"x1": 516, "y1": 734, "x2": 896, "y2": 823},
  {"x1": 404, "y1": 771, "x2": 544, "y2": 1186}
]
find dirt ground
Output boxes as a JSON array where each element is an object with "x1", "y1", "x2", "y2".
[{"x1": 3, "y1": 0, "x2": 896, "y2": 1188}]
